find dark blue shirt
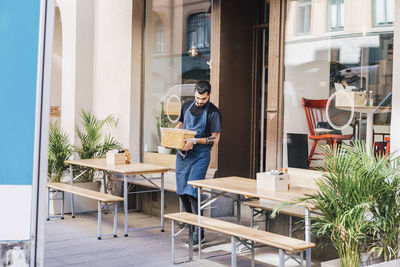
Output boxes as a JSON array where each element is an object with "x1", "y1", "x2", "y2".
[{"x1": 179, "y1": 100, "x2": 222, "y2": 137}]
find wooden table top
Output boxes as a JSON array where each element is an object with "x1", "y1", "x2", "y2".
[
  {"x1": 336, "y1": 105, "x2": 391, "y2": 114},
  {"x1": 65, "y1": 158, "x2": 171, "y2": 175},
  {"x1": 188, "y1": 176, "x2": 316, "y2": 207}
]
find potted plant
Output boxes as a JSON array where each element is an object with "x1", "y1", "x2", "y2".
[
  {"x1": 48, "y1": 120, "x2": 72, "y2": 183},
  {"x1": 156, "y1": 101, "x2": 171, "y2": 154},
  {"x1": 74, "y1": 109, "x2": 123, "y2": 190},
  {"x1": 276, "y1": 141, "x2": 400, "y2": 266}
]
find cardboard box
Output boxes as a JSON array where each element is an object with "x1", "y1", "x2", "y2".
[
  {"x1": 106, "y1": 152, "x2": 126, "y2": 165},
  {"x1": 336, "y1": 90, "x2": 366, "y2": 107},
  {"x1": 161, "y1": 128, "x2": 197, "y2": 150},
  {"x1": 257, "y1": 172, "x2": 290, "y2": 193}
]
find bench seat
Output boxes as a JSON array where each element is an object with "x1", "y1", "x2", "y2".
[
  {"x1": 47, "y1": 182, "x2": 123, "y2": 239},
  {"x1": 165, "y1": 212, "x2": 315, "y2": 267},
  {"x1": 47, "y1": 182, "x2": 123, "y2": 203}
]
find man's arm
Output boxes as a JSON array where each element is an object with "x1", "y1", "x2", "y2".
[{"x1": 181, "y1": 132, "x2": 220, "y2": 151}]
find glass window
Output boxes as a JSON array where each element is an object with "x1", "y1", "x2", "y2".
[
  {"x1": 188, "y1": 12, "x2": 211, "y2": 49},
  {"x1": 154, "y1": 20, "x2": 164, "y2": 53},
  {"x1": 283, "y1": 0, "x2": 393, "y2": 169},
  {"x1": 142, "y1": 1, "x2": 211, "y2": 161},
  {"x1": 374, "y1": 0, "x2": 394, "y2": 26},
  {"x1": 328, "y1": 0, "x2": 344, "y2": 31},
  {"x1": 296, "y1": 0, "x2": 312, "y2": 35}
]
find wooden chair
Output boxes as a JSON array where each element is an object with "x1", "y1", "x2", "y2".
[
  {"x1": 302, "y1": 98, "x2": 353, "y2": 167},
  {"x1": 385, "y1": 137, "x2": 391, "y2": 155}
]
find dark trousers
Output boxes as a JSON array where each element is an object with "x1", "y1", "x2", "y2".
[{"x1": 180, "y1": 194, "x2": 204, "y2": 238}]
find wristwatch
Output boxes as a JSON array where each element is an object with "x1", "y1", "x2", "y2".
[{"x1": 193, "y1": 138, "x2": 197, "y2": 145}]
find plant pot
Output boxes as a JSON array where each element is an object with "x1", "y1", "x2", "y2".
[
  {"x1": 157, "y1": 146, "x2": 172, "y2": 154},
  {"x1": 321, "y1": 258, "x2": 341, "y2": 267},
  {"x1": 321, "y1": 253, "x2": 384, "y2": 267},
  {"x1": 48, "y1": 181, "x2": 101, "y2": 215}
]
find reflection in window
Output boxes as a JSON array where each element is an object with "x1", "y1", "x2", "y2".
[
  {"x1": 187, "y1": 13, "x2": 210, "y2": 49},
  {"x1": 283, "y1": 0, "x2": 393, "y2": 169},
  {"x1": 296, "y1": 0, "x2": 311, "y2": 35},
  {"x1": 154, "y1": 20, "x2": 164, "y2": 53},
  {"x1": 143, "y1": 1, "x2": 211, "y2": 159},
  {"x1": 328, "y1": 0, "x2": 344, "y2": 31},
  {"x1": 374, "y1": 0, "x2": 394, "y2": 26}
]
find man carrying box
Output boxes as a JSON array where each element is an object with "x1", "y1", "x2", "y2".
[{"x1": 175, "y1": 80, "x2": 222, "y2": 246}]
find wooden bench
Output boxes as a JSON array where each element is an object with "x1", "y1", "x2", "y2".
[
  {"x1": 47, "y1": 182, "x2": 124, "y2": 239},
  {"x1": 165, "y1": 212, "x2": 315, "y2": 267}
]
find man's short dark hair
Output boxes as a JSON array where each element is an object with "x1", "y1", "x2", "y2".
[{"x1": 195, "y1": 81, "x2": 211, "y2": 95}]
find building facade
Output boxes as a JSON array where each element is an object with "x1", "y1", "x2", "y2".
[{"x1": 50, "y1": 0, "x2": 399, "y2": 214}]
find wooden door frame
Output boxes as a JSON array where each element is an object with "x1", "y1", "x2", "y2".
[{"x1": 265, "y1": 0, "x2": 285, "y2": 170}]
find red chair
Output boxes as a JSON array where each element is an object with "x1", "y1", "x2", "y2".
[
  {"x1": 385, "y1": 137, "x2": 390, "y2": 155},
  {"x1": 302, "y1": 98, "x2": 353, "y2": 167}
]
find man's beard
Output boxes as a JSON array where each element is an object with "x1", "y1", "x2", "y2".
[{"x1": 195, "y1": 99, "x2": 209, "y2": 107}]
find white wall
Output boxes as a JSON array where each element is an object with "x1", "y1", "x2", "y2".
[
  {"x1": 58, "y1": 0, "x2": 94, "y2": 145},
  {"x1": 92, "y1": 0, "x2": 133, "y2": 148},
  {"x1": 50, "y1": 7, "x2": 62, "y2": 107}
]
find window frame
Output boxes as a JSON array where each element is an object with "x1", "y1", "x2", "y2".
[
  {"x1": 187, "y1": 12, "x2": 211, "y2": 50},
  {"x1": 327, "y1": 0, "x2": 344, "y2": 32},
  {"x1": 373, "y1": 0, "x2": 394, "y2": 27},
  {"x1": 296, "y1": 0, "x2": 312, "y2": 35}
]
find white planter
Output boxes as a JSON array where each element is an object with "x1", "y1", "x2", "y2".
[
  {"x1": 321, "y1": 253, "x2": 383, "y2": 267},
  {"x1": 48, "y1": 181, "x2": 101, "y2": 215},
  {"x1": 157, "y1": 146, "x2": 172, "y2": 154},
  {"x1": 321, "y1": 258, "x2": 341, "y2": 267}
]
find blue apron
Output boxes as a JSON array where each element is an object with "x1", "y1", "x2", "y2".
[{"x1": 176, "y1": 101, "x2": 211, "y2": 198}]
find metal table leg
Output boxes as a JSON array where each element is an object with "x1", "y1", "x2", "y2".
[
  {"x1": 124, "y1": 174, "x2": 128, "y2": 237},
  {"x1": 113, "y1": 202, "x2": 118, "y2": 237},
  {"x1": 305, "y1": 208, "x2": 311, "y2": 267},
  {"x1": 198, "y1": 187, "x2": 202, "y2": 259},
  {"x1": 231, "y1": 236, "x2": 237, "y2": 267},
  {"x1": 70, "y1": 165, "x2": 75, "y2": 218},
  {"x1": 161, "y1": 172, "x2": 165, "y2": 232}
]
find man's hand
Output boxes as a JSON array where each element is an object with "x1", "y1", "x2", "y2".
[{"x1": 182, "y1": 138, "x2": 195, "y2": 151}]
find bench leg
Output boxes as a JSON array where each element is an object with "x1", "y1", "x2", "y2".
[
  {"x1": 61, "y1": 191, "x2": 64, "y2": 219},
  {"x1": 171, "y1": 220, "x2": 175, "y2": 264},
  {"x1": 113, "y1": 202, "x2": 118, "y2": 237},
  {"x1": 300, "y1": 251, "x2": 304, "y2": 267},
  {"x1": 279, "y1": 249, "x2": 285, "y2": 267},
  {"x1": 189, "y1": 223, "x2": 193, "y2": 261},
  {"x1": 47, "y1": 187, "x2": 50, "y2": 221},
  {"x1": 266, "y1": 211, "x2": 271, "y2": 232},
  {"x1": 289, "y1": 215, "x2": 293, "y2": 238},
  {"x1": 251, "y1": 241, "x2": 255, "y2": 267},
  {"x1": 231, "y1": 236, "x2": 237, "y2": 267},
  {"x1": 98, "y1": 201, "x2": 102, "y2": 240}
]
